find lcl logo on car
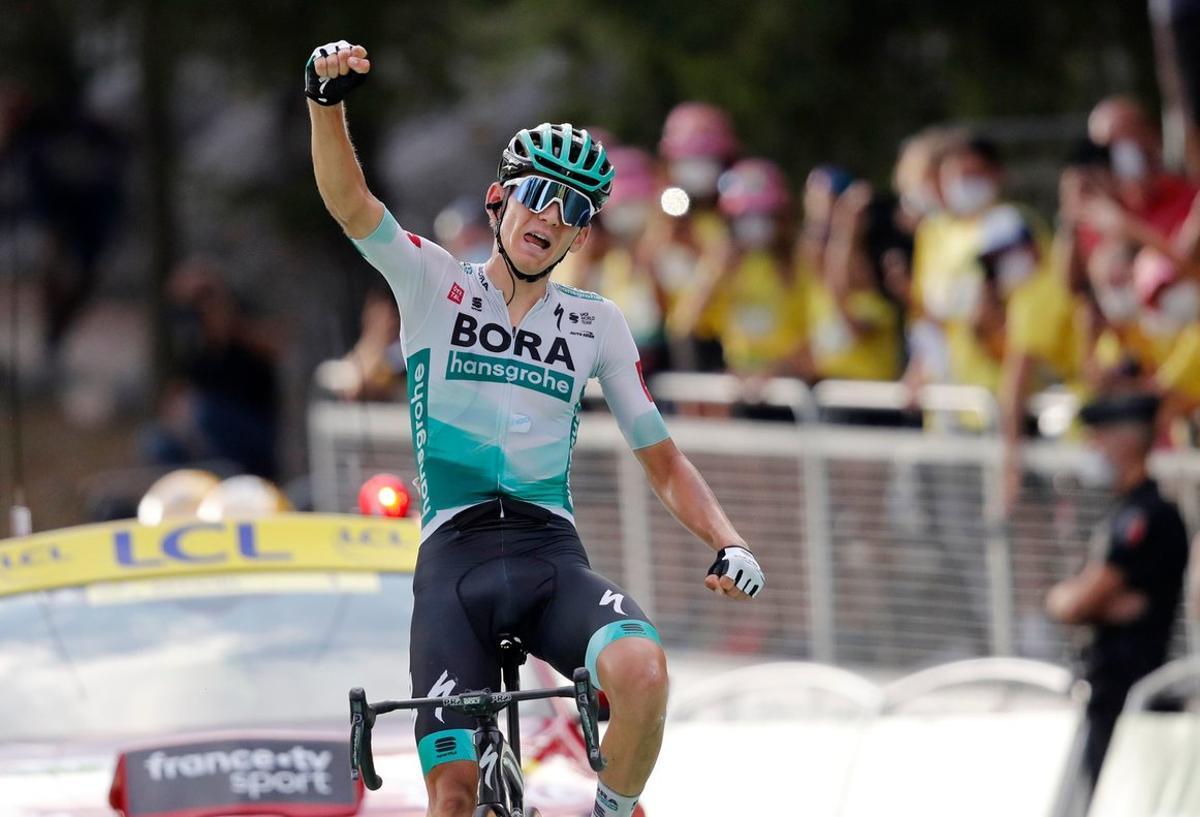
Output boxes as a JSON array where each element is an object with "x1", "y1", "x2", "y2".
[{"x1": 112, "y1": 523, "x2": 291, "y2": 568}]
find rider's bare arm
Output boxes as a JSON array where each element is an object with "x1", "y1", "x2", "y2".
[
  {"x1": 308, "y1": 43, "x2": 384, "y2": 239},
  {"x1": 634, "y1": 438, "x2": 755, "y2": 600}
]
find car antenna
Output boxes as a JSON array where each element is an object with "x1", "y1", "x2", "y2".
[{"x1": 6, "y1": 205, "x2": 31, "y2": 538}]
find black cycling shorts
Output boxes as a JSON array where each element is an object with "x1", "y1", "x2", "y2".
[{"x1": 408, "y1": 498, "x2": 660, "y2": 774}]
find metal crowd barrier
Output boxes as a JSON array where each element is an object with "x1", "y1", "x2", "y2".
[{"x1": 308, "y1": 376, "x2": 1200, "y2": 669}]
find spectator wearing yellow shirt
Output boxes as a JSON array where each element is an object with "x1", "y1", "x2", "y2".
[
  {"x1": 886, "y1": 127, "x2": 956, "y2": 313},
  {"x1": 566, "y1": 146, "x2": 670, "y2": 376},
  {"x1": 648, "y1": 102, "x2": 740, "y2": 371},
  {"x1": 675, "y1": 158, "x2": 802, "y2": 384},
  {"x1": 1085, "y1": 238, "x2": 1173, "y2": 387},
  {"x1": 976, "y1": 207, "x2": 1081, "y2": 507},
  {"x1": 1131, "y1": 248, "x2": 1200, "y2": 431},
  {"x1": 800, "y1": 176, "x2": 906, "y2": 385},
  {"x1": 907, "y1": 134, "x2": 1010, "y2": 393}
]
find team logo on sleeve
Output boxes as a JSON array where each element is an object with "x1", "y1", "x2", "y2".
[
  {"x1": 447, "y1": 283, "x2": 464, "y2": 304},
  {"x1": 406, "y1": 232, "x2": 422, "y2": 248}
]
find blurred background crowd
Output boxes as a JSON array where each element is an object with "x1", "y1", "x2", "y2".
[{"x1": 0, "y1": 0, "x2": 1196, "y2": 527}]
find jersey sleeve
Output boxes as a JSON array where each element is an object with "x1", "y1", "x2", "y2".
[
  {"x1": 350, "y1": 208, "x2": 456, "y2": 326},
  {"x1": 595, "y1": 302, "x2": 671, "y2": 450}
]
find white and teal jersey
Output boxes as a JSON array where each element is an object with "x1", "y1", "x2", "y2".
[{"x1": 352, "y1": 209, "x2": 671, "y2": 539}]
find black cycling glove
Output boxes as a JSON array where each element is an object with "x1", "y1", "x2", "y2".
[{"x1": 305, "y1": 40, "x2": 367, "y2": 106}]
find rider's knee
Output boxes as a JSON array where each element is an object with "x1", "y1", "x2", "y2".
[
  {"x1": 427, "y1": 760, "x2": 477, "y2": 816},
  {"x1": 597, "y1": 638, "x2": 669, "y2": 708}
]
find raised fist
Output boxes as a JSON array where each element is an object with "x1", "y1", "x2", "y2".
[{"x1": 305, "y1": 41, "x2": 371, "y2": 106}]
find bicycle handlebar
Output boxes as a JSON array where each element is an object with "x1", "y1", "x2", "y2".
[{"x1": 349, "y1": 667, "x2": 606, "y2": 791}]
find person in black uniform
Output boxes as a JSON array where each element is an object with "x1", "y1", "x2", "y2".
[{"x1": 1045, "y1": 392, "x2": 1190, "y2": 788}]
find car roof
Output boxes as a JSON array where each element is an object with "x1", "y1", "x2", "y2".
[{"x1": 0, "y1": 513, "x2": 420, "y2": 598}]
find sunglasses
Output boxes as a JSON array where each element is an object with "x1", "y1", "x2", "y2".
[{"x1": 503, "y1": 175, "x2": 596, "y2": 227}]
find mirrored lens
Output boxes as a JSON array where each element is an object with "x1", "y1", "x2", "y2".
[{"x1": 511, "y1": 177, "x2": 594, "y2": 226}]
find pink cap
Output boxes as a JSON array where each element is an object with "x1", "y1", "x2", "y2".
[
  {"x1": 717, "y1": 158, "x2": 792, "y2": 217},
  {"x1": 659, "y1": 102, "x2": 739, "y2": 161}
]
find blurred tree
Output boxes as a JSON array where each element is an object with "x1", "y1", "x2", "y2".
[{"x1": 0, "y1": 0, "x2": 1164, "y2": 398}]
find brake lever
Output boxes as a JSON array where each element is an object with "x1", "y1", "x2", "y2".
[
  {"x1": 349, "y1": 687, "x2": 383, "y2": 790},
  {"x1": 571, "y1": 668, "x2": 607, "y2": 772}
]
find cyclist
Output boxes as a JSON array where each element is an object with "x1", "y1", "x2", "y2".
[{"x1": 306, "y1": 42, "x2": 764, "y2": 817}]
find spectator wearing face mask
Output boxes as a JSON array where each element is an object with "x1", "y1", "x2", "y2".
[
  {"x1": 1085, "y1": 238, "x2": 1170, "y2": 390},
  {"x1": 1132, "y1": 248, "x2": 1200, "y2": 427},
  {"x1": 649, "y1": 101, "x2": 740, "y2": 371},
  {"x1": 1077, "y1": 97, "x2": 1200, "y2": 263},
  {"x1": 976, "y1": 206, "x2": 1081, "y2": 507},
  {"x1": 559, "y1": 146, "x2": 670, "y2": 376},
  {"x1": 793, "y1": 174, "x2": 905, "y2": 387},
  {"x1": 893, "y1": 127, "x2": 953, "y2": 234},
  {"x1": 907, "y1": 134, "x2": 1021, "y2": 396},
  {"x1": 1086, "y1": 244, "x2": 1200, "y2": 440},
  {"x1": 888, "y1": 127, "x2": 955, "y2": 311},
  {"x1": 674, "y1": 158, "x2": 802, "y2": 382}
]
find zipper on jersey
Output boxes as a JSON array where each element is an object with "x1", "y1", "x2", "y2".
[{"x1": 490, "y1": 276, "x2": 551, "y2": 504}]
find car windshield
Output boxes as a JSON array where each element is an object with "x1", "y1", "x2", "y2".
[{"x1": 0, "y1": 571, "x2": 416, "y2": 742}]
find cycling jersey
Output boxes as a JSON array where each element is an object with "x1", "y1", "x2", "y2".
[{"x1": 352, "y1": 209, "x2": 671, "y2": 540}]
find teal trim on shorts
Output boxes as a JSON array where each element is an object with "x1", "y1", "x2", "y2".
[
  {"x1": 418, "y1": 728, "x2": 476, "y2": 774},
  {"x1": 585, "y1": 619, "x2": 662, "y2": 689}
]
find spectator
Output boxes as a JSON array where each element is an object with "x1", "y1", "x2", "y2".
[
  {"x1": 1076, "y1": 97, "x2": 1200, "y2": 264},
  {"x1": 1083, "y1": 237, "x2": 1162, "y2": 390},
  {"x1": 650, "y1": 101, "x2": 740, "y2": 371},
  {"x1": 1046, "y1": 392, "x2": 1189, "y2": 788},
  {"x1": 975, "y1": 206, "x2": 1080, "y2": 506},
  {"x1": 907, "y1": 133, "x2": 1014, "y2": 395},
  {"x1": 140, "y1": 259, "x2": 282, "y2": 478},
  {"x1": 0, "y1": 80, "x2": 127, "y2": 360},
  {"x1": 893, "y1": 126, "x2": 952, "y2": 235},
  {"x1": 579, "y1": 146, "x2": 670, "y2": 375},
  {"x1": 798, "y1": 175, "x2": 907, "y2": 387},
  {"x1": 674, "y1": 158, "x2": 802, "y2": 383},
  {"x1": 1131, "y1": 248, "x2": 1200, "y2": 434},
  {"x1": 328, "y1": 284, "x2": 405, "y2": 402}
]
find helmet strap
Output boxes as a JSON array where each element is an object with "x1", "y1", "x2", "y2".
[{"x1": 491, "y1": 191, "x2": 576, "y2": 302}]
